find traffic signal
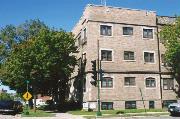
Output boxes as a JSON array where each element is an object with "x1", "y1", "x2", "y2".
[
  {"x1": 99, "y1": 69, "x2": 104, "y2": 81},
  {"x1": 90, "y1": 60, "x2": 97, "y2": 86}
]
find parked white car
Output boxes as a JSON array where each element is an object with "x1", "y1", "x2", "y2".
[
  {"x1": 33, "y1": 99, "x2": 47, "y2": 108},
  {"x1": 168, "y1": 103, "x2": 180, "y2": 116}
]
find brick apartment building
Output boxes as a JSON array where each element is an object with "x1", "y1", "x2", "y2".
[{"x1": 71, "y1": 4, "x2": 178, "y2": 110}]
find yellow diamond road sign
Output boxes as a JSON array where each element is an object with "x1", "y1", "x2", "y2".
[{"x1": 23, "y1": 92, "x2": 32, "y2": 101}]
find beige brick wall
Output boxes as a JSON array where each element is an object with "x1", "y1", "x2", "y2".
[{"x1": 71, "y1": 4, "x2": 178, "y2": 109}]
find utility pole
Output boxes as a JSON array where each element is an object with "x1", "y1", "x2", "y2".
[
  {"x1": 96, "y1": 38, "x2": 102, "y2": 116},
  {"x1": 96, "y1": 60, "x2": 102, "y2": 116},
  {"x1": 26, "y1": 80, "x2": 29, "y2": 115}
]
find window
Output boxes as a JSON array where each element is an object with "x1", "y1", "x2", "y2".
[
  {"x1": 82, "y1": 28, "x2": 87, "y2": 44},
  {"x1": 101, "y1": 102, "x2": 113, "y2": 110},
  {"x1": 144, "y1": 52, "x2": 154, "y2": 63},
  {"x1": 163, "y1": 78, "x2": 174, "y2": 90},
  {"x1": 161, "y1": 54, "x2": 165, "y2": 65},
  {"x1": 149, "y1": 101, "x2": 155, "y2": 109},
  {"x1": 123, "y1": 27, "x2": 133, "y2": 35},
  {"x1": 101, "y1": 77, "x2": 113, "y2": 88},
  {"x1": 125, "y1": 101, "x2": 136, "y2": 109},
  {"x1": 100, "y1": 25, "x2": 112, "y2": 36},
  {"x1": 143, "y1": 28, "x2": 153, "y2": 38},
  {"x1": 101, "y1": 50, "x2": 112, "y2": 61},
  {"x1": 124, "y1": 51, "x2": 135, "y2": 60},
  {"x1": 77, "y1": 35, "x2": 81, "y2": 47},
  {"x1": 146, "y1": 77, "x2": 156, "y2": 87},
  {"x1": 161, "y1": 54, "x2": 170, "y2": 67},
  {"x1": 124, "y1": 77, "x2": 136, "y2": 86},
  {"x1": 83, "y1": 78, "x2": 86, "y2": 92},
  {"x1": 163, "y1": 100, "x2": 177, "y2": 108}
]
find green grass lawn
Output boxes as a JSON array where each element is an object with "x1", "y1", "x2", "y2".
[
  {"x1": 21, "y1": 109, "x2": 55, "y2": 117},
  {"x1": 68, "y1": 108, "x2": 168, "y2": 116}
]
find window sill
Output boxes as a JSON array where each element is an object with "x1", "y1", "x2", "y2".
[
  {"x1": 124, "y1": 86, "x2": 136, "y2": 87},
  {"x1": 163, "y1": 89, "x2": 174, "y2": 91},
  {"x1": 100, "y1": 87, "x2": 114, "y2": 90},
  {"x1": 101, "y1": 60, "x2": 114, "y2": 63},
  {"x1": 100, "y1": 35, "x2": 113, "y2": 38},
  {"x1": 161, "y1": 64, "x2": 171, "y2": 68},
  {"x1": 124, "y1": 60, "x2": 136, "y2": 62},
  {"x1": 122, "y1": 34, "x2": 133, "y2": 37},
  {"x1": 143, "y1": 38, "x2": 154, "y2": 40},
  {"x1": 144, "y1": 62, "x2": 156, "y2": 64},
  {"x1": 145, "y1": 87, "x2": 156, "y2": 89}
]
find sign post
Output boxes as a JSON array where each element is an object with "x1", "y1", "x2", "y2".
[{"x1": 23, "y1": 80, "x2": 32, "y2": 115}]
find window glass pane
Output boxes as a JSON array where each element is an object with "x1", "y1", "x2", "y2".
[
  {"x1": 124, "y1": 77, "x2": 135, "y2": 86},
  {"x1": 150, "y1": 53, "x2": 154, "y2": 62},
  {"x1": 101, "y1": 77, "x2": 113, "y2": 88},
  {"x1": 101, "y1": 50, "x2": 112, "y2": 61},
  {"x1": 107, "y1": 27, "x2": 112, "y2": 36},
  {"x1": 78, "y1": 36, "x2": 81, "y2": 47},
  {"x1": 161, "y1": 54, "x2": 165, "y2": 64},
  {"x1": 151, "y1": 80, "x2": 156, "y2": 87},
  {"x1": 125, "y1": 78, "x2": 130, "y2": 85},
  {"x1": 124, "y1": 51, "x2": 134, "y2": 60},
  {"x1": 102, "y1": 80, "x2": 107, "y2": 87},
  {"x1": 108, "y1": 79, "x2": 113, "y2": 87},
  {"x1": 143, "y1": 29, "x2": 148, "y2": 38},
  {"x1": 163, "y1": 78, "x2": 174, "y2": 90},
  {"x1": 144, "y1": 52, "x2": 154, "y2": 63},
  {"x1": 123, "y1": 27, "x2": 133, "y2": 35},
  {"x1": 169, "y1": 80, "x2": 174, "y2": 89},
  {"x1": 148, "y1": 29, "x2": 153, "y2": 38},
  {"x1": 125, "y1": 101, "x2": 136, "y2": 109},
  {"x1": 101, "y1": 102, "x2": 113, "y2": 110},
  {"x1": 149, "y1": 101, "x2": 155, "y2": 109},
  {"x1": 101, "y1": 50, "x2": 106, "y2": 61},
  {"x1": 143, "y1": 29, "x2": 153, "y2": 38},
  {"x1": 163, "y1": 85, "x2": 168, "y2": 90},
  {"x1": 146, "y1": 78, "x2": 156, "y2": 87},
  {"x1": 124, "y1": 51, "x2": 129, "y2": 60},
  {"x1": 144, "y1": 52, "x2": 149, "y2": 62},
  {"x1": 107, "y1": 51, "x2": 112, "y2": 61},
  {"x1": 129, "y1": 52, "x2": 134, "y2": 60},
  {"x1": 100, "y1": 25, "x2": 112, "y2": 36}
]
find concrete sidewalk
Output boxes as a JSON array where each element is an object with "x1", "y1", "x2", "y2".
[{"x1": 18, "y1": 113, "x2": 85, "y2": 119}]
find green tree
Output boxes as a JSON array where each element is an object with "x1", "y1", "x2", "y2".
[
  {"x1": 160, "y1": 17, "x2": 180, "y2": 97},
  {"x1": 1, "y1": 28, "x2": 77, "y2": 111},
  {"x1": 0, "y1": 19, "x2": 47, "y2": 63}
]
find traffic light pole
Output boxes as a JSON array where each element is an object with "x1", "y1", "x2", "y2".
[
  {"x1": 96, "y1": 38, "x2": 101, "y2": 117},
  {"x1": 96, "y1": 60, "x2": 102, "y2": 116}
]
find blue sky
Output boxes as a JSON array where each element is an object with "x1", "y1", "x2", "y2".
[
  {"x1": 0, "y1": 0, "x2": 180, "y2": 93},
  {"x1": 0, "y1": 0, "x2": 180, "y2": 32}
]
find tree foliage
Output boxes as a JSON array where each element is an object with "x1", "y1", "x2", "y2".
[
  {"x1": 160, "y1": 17, "x2": 180, "y2": 97},
  {"x1": 0, "y1": 19, "x2": 47, "y2": 63},
  {"x1": 0, "y1": 20, "x2": 78, "y2": 108}
]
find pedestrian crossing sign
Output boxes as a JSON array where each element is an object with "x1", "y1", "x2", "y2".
[{"x1": 23, "y1": 91, "x2": 32, "y2": 101}]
